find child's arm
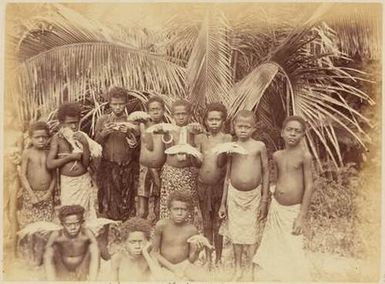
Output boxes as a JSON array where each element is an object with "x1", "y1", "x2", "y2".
[
  {"x1": 94, "y1": 117, "x2": 114, "y2": 144},
  {"x1": 258, "y1": 143, "x2": 270, "y2": 221},
  {"x1": 41, "y1": 171, "x2": 57, "y2": 201},
  {"x1": 293, "y1": 153, "x2": 314, "y2": 235},
  {"x1": 151, "y1": 221, "x2": 178, "y2": 273},
  {"x1": 188, "y1": 229, "x2": 203, "y2": 263},
  {"x1": 190, "y1": 134, "x2": 204, "y2": 168},
  {"x1": 73, "y1": 132, "x2": 91, "y2": 168},
  {"x1": 20, "y1": 151, "x2": 39, "y2": 204},
  {"x1": 46, "y1": 136, "x2": 82, "y2": 170},
  {"x1": 218, "y1": 158, "x2": 231, "y2": 219},
  {"x1": 142, "y1": 242, "x2": 164, "y2": 276},
  {"x1": 110, "y1": 253, "x2": 120, "y2": 281},
  {"x1": 85, "y1": 229, "x2": 100, "y2": 281},
  {"x1": 217, "y1": 135, "x2": 232, "y2": 168},
  {"x1": 44, "y1": 231, "x2": 59, "y2": 280}
]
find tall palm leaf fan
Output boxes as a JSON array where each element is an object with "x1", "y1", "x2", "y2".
[
  {"x1": 11, "y1": 3, "x2": 185, "y2": 123},
  {"x1": 185, "y1": 9, "x2": 233, "y2": 111}
]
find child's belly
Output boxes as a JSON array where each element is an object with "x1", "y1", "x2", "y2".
[
  {"x1": 230, "y1": 163, "x2": 262, "y2": 191},
  {"x1": 198, "y1": 157, "x2": 224, "y2": 184},
  {"x1": 140, "y1": 145, "x2": 166, "y2": 168},
  {"x1": 27, "y1": 170, "x2": 52, "y2": 191},
  {"x1": 62, "y1": 255, "x2": 86, "y2": 271},
  {"x1": 274, "y1": 179, "x2": 304, "y2": 206}
]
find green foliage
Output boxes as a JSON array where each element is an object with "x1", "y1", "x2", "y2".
[{"x1": 305, "y1": 164, "x2": 364, "y2": 257}]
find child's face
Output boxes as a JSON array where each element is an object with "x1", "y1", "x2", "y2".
[
  {"x1": 172, "y1": 105, "x2": 190, "y2": 126},
  {"x1": 62, "y1": 214, "x2": 83, "y2": 237},
  {"x1": 31, "y1": 129, "x2": 49, "y2": 149},
  {"x1": 62, "y1": 116, "x2": 80, "y2": 132},
  {"x1": 205, "y1": 111, "x2": 224, "y2": 133},
  {"x1": 110, "y1": 97, "x2": 127, "y2": 116},
  {"x1": 233, "y1": 118, "x2": 255, "y2": 140},
  {"x1": 125, "y1": 231, "x2": 147, "y2": 257},
  {"x1": 281, "y1": 120, "x2": 305, "y2": 146},
  {"x1": 148, "y1": 101, "x2": 164, "y2": 123},
  {"x1": 169, "y1": 200, "x2": 189, "y2": 224}
]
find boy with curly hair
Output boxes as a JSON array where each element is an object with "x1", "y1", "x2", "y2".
[
  {"x1": 152, "y1": 190, "x2": 209, "y2": 281},
  {"x1": 95, "y1": 86, "x2": 140, "y2": 221},
  {"x1": 44, "y1": 205, "x2": 100, "y2": 281},
  {"x1": 111, "y1": 217, "x2": 159, "y2": 281},
  {"x1": 47, "y1": 103, "x2": 97, "y2": 220}
]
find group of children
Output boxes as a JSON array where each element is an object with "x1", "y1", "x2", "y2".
[{"x1": 11, "y1": 85, "x2": 314, "y2": 281}]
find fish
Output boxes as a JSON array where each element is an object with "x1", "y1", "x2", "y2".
[
  {"x1": 187, "y1": 234, "x2": 214, "y2": 250},
  {"x1": 165, "y1": 144, "x2": 202, "y2": 161},
  {"x1": 146, "y1": 123, "x2": 180, "y2": 134},
  {"x1": 211, "y1": 142, "x2": 248, "y2": 155},
  {"x1": 127, "y1": 111, "x2": 152, "y2": 122}
]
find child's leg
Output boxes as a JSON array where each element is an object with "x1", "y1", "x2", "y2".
[
  {"x1": 137, "y1": 196, "x2": 149, "y2": 218},
  {"x1": 233, "y1": 244, "x2": 243, "y2": 280},
  {"x1": 153, "y1": 196, "x2": 160, "y2": 222},
  {"x1": 96, "y1": 224, "x2": 111, "y2": 261},
  {"x1": 213, "y1": 200, "x2": 223, "y2": 264},
  {"x1": 244, "y1": 244, "x2": 258, "y2": 280}
]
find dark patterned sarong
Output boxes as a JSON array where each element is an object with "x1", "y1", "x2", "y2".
[
  {"x1": 159, "y1": 164, "x2": 199, "y2": 223},
  {"x1": 97, "y1": 159, "x2": 139, "y2": 221}
]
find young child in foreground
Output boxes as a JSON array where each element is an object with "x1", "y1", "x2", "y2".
[
  {"x1": 152, "y1": 190, "x2": 209, "y2": 281},
  {"x1": 111, "y1": 217, "x2": 156, "y2": 281},
  {"x1": 195, "y1": 103, "x2": 232, "y2": 266},
  {"x1": 137, "y1": 96, "x2": 167, "y2": 222},
  {"x1": 18, "y1": 121, "x2": 56, "y2": 265},
  {"x1": 44, "y1": 205, "x2": 100, "y2": 281},
  {"x1": 252, "y1": 115, "x2": 313, "y2": 281},
  {"x1": 218, "y1": 110, "x2": 269, "y2": 281}
]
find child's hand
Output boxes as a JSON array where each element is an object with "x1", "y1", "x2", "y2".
[
  {"x1": 188, "y1": 122, "x2": 204, "y2": 134},
  {"x1": 30, "y1": 194, "x2": 39, "y2": 205},
  {"x1": 218, "y1": 204, "x2": 227, "y2": 219},
  {"x1": 258, "y1": 202, "x2": 268, "y2": 221},
  {"x1": 142, "y1": 242, "x2": 152, "y2": 254},
  {"x1": 101, "y1": 122, "x2": 115, "y2": 136},
  {"x1": 292, "y1": 215, "x2": 305, "y2": 235},
  {"x1": 118, "y1": 122, "x2": 136, "y2": 134},
  {"x1": 73, "y1": 132, "x2": 88, "y2": 145}
]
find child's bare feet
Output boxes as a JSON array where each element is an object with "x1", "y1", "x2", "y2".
[{"x1": 232, "y1": 267, "x2": 242, "y2": 281}]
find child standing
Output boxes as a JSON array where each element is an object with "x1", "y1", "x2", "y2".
[
  {"x1": 95, "y1": 87, "x2": 140, "y2": 221},
  {"x1": 219, "y1": 110, "x2": 269, "y2": 280},
  {"x1": 47, "y1": 103, "x2": 97, "y2": 220},
  {"x1": 44, "y1": 205, "x2": 100, "y2": 281},
  {"x1": 195, "y1": 103, "x2": 232, "y2": 265},
  {"x1": 152, "y1": 190, "x2": 208, "y2": 281},
  {"x1": 18, "y1": 121, "x2": 56, "y2": 264},
  {"x1": 137, "y1": 96, "x2": 166, "y2": 222},
  {"x1": 252, "y1": 116, "x2": 313, "y2": 281},
  {"x1": 157, "y1": 100, "x2": 202, "y2": 223}
]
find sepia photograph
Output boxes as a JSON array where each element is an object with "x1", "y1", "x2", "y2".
[{"x1": 2, "y1": 1, "x2": 383, "y2": 282}]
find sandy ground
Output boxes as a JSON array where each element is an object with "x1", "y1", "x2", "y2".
[{"x1": 3, "y1": 244, "x2": 374, "y2": 282}]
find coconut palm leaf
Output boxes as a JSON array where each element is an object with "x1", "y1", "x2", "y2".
[{"x1": 185, "y1": 10, "x2": 233, "y2": 108}]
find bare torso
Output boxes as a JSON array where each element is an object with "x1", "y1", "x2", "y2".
[
  {"x1": 140, "y1": 121, "x2": 166, "y2": 168},
  {"x1": 26, "y1": 148, "x2": 52, "y2": 191},
  {"x1": 55, "y1": 135, "x2": 87, "y2": 177},
  {"x1": 160, "y1": 221, "x2": 195, "y2": 264},
  {"x1": 117, "y1": 252, "x2": 151, "y2": 281},
  {"x1": 230, "y1": 139, "x2": 263, "y2": 191},
  {"x1": 54, "y1": 230, "x2": 91, "y2": 271},
  {"x1": 198, "y1": 133, "x2": 231, "y2": 184},
  {"x1": 274, "y1": 150, "x2": 306, "y2": 206}
]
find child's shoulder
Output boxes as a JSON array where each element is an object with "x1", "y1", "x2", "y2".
[
  {"x1": 223, "y1": 133, "x2": 232, "y2": 142},
  {"x1": 250, "y1": 139, "x2": 266, "y2": 149},
  {"x1": 154, "y1": 218, "x2": 169, "y2": 230}
]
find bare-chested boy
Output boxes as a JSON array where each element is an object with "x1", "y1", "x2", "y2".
[
  {"x1": 137, "y1": 96, "x2": 167, "y2": 222},
  {"x1": 44, "y1": 205, "x2": 100, "y2": 280},
  {"x1": 218, "y1": 110, "x2": 269, "y2": 280},
  {"x1": 152, "y1": 191, "x2": 208, "y2": 281},
  {"x1": 156, "y1": 100, "x2": 203, "y2": 223},
  {"x1": 18, "y1": 122, "x2": 56, "y2": 265},
  {"x1": 253, "y1": 115, "x2": 313, "y2": 281},
  {"x1": 95, "y1": 87, "x2": 140, "y2": 221},
  {"x1": 111, "y1": 217, "x2": 156, "y2": 281},
  {"x1": 195, "y1": 103, "x2": 231, "y2": 266},
  {"x1": 47, "y1": 103, "x2": 96, "y2": 219}
]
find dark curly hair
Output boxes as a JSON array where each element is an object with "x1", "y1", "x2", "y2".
[
  {"x1": 57, "y1": 103, "x2": 81, "y2": 123},
  {"x1": 145, "y1": 96, "x2": 165, "y2": 110},
  {"x1": 107, "y1": 86, "x2": 128, "y2": 102},
  {"x1": 282, "y1": 115, "x2": 306, "y2": 131},
  {"x1": 58, "y1": 205, "x2": 85, "y2": 222},
  {"x1": 171, "y1": 99, "x2": 191, "y2": 114},
  {"x1": 119, "y1": 217, "x2": 152, "y2": 241},
  {"x1": 167, "y1": 190, "x2": 193, "y2": 211},
  {"x1": 203, "y1": 102, "x2": 227, "y2": 129},
  {"x1": 28, "y1": 121, "x2": 50, "y2": 137}
]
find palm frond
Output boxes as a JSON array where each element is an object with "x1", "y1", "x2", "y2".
[{"x1": 185, "y1": 10, "x2": 233, "y2": 108}]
